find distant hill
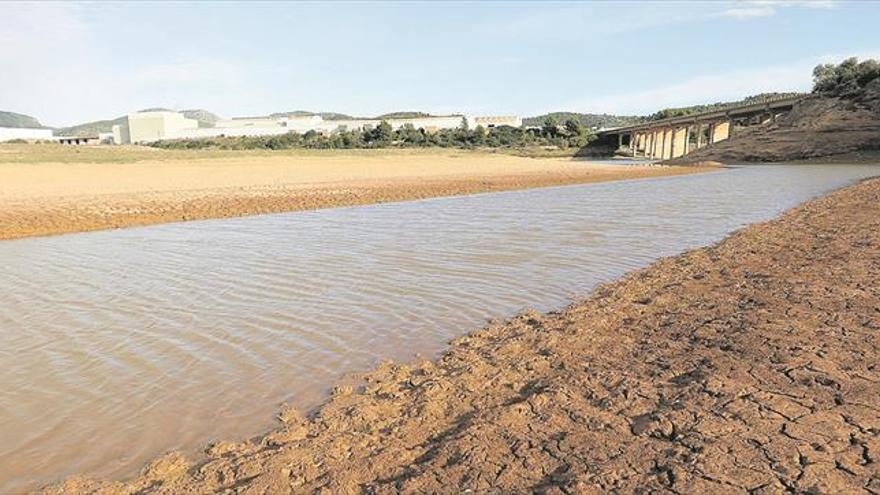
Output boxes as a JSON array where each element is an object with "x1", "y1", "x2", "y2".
[
  {"x1": 180, "y1": 109, "x2": 221, "y2": 127},
  {"x1": 0, "y1": 111, "x2": 46, "y2": 129},
  {"x1": 267, "y1": 111, "x2": 447, "y2": 121},
  {"x1": 58, "y1": 108, "x2": 221, "y2": 136},
  {"x1": 375, "y1": 111, "x2": 435, "y2": 119},
  {"x1": 523, "y1": 112, "x2": 646, "y2": 129},
  {"x1": 268, "y1": 111, "x2": 355, "y2": 121},
  {"x1": 57, "y1": 116, "x2": 126, "y2": 136}
]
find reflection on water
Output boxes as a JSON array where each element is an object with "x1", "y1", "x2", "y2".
[{"x1": 0, "y1": 165, "x2": 876, "y2": 492}]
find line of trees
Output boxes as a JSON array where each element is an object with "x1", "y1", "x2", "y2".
[
  {"x1": 813, "y1": 57, "x2": 880, "y2": 97},
  {"x1": 149, "y1": 117, "x2": 594, "y2": 151}
]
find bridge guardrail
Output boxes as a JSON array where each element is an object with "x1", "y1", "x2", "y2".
[{"x1": 598, "y1": 95, "x2": 806, "y2": 134}]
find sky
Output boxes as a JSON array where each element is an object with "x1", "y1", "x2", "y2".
[{"x1": 1, "y1": 0, "x2": 879, "y2": 127}]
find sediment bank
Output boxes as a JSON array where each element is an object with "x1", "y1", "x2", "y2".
[
  {"x1": 42, "y1": 175, "x2": 880, "y2": 493},
  {"x1": 0, "y1": 147, "x2": 708, "y2": 241}
]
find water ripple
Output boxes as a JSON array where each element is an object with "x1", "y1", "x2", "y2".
[{"x1": 0, "y1": 165, "x2": 878, "y2": 492}]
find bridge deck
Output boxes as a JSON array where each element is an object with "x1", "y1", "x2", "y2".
[{"x1": 598, "y1": 95, "x2": 805, "y2": 135}]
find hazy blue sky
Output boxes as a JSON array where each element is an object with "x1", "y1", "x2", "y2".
[{"x1": 2, "y1": 0, "x2": 878, "y2": 126}]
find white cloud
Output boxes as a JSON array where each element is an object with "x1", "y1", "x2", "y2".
[
  {"x1": 471, "y1": 3, "x2": 709, "y2": 39},
  {"x1": 563, "y1": 49, "x2": 880, "y2": 116},
  {"x1": 717, "y1": 0, "x2": 838, "y2": 20},
  {"x1": 564, "y1": 59, "x2": 817, "y2": 115},
  {"x1": 746, "y1": 0, "x2": 837, "y2": 8},
  {"x1": 719, "y1": 6, "x2": 777, "y2": 18}
]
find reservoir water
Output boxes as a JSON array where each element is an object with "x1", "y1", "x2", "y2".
[{"x1": 1, "y1": 164, "x2": 877, "y2": 492}]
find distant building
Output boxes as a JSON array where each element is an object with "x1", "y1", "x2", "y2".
[
  {"x1": 55, "y1": 135, "x2": 101, "y2": 145},
  {"x1": 111, "y1": 111, "x2": 524, "y2": 144},
  {"x1": 115, "y1": 111, "x2": 200, "y2": 144},
  {"x1": 467, "y1": 115, "x2": 523, "y2": 129},
  {"x1": 0, "y1": 127, "x2": 54, "y2": 142}
]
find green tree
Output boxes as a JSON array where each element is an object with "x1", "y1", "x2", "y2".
[
  {"x1": 564, "y1": 118, "x2": 583, "y2": 137},
  {"x1": 396, "y1": 123, "x2": 424, "y2": 146},
  {"x1": 813, "y1": 57, "x2": 880, "y2": 96},
  {"x1": 473, "y1": 125, "x2": 487, "y2": 146},
  {"x1": 376, "y1": 120, "x2": 393, "y2": 144},
  {"x1": 542, "y1": 116, "x2": 559, "y2": 138},
  {"x1": 564, "y1": 118, "x2": 590, "y2": 147}
]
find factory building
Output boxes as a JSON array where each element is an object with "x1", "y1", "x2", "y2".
[
  {"x1": 114, "y1": 111, "x2": 199, "y2": 144},
  {"x1": 111, "y1": 111, "x2": 523, "y2": 144}
]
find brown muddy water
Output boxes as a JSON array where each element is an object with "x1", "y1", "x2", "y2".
[{"x1": 1, "y1": 165, "x2": 877, "y2": 492}]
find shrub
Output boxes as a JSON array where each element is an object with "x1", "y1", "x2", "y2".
[{"x1": 813, "y1": 57, "x2": 880, "y2": 97}]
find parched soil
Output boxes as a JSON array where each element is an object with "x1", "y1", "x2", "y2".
[
  {"x1": 0, "y1": 150, "x2": 707, "y2": 240},
  {"x1": 42, "y1": 176, "x2": 880, "y2": 493}
]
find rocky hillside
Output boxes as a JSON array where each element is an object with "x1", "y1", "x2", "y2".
[
  {"x1": 672, "y1": 59, "x2": 880, "y2": 163},
  {"x1": 673, "y1": 84, "x2": 880, "y2": 163},
  {"x1": 0, "y1": 111, "x2": 46, "y2": 129}
]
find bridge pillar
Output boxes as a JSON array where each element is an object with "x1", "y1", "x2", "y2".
[
  {"x1": 656, "y1": 129, "x2": 664, "y2": 159},
  {"x1": 711, "y1": 121, "x2": 730, "y2": 143},
  {"x1": 649, "y1": 131, "x2": 656, "y2": 159},
  {"x1": 671, "y1": 127, "x2": 687, "y2": 158},
  {"x1": 662, "y1": 128, "x2": 673, "y2": 159},
  {"x1": 657, "y1": 129, "x2": 669, "y2": 160}
]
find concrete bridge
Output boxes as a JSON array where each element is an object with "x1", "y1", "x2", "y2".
[{"x1": 596, "y1": 95, "x2": 803, "y2": 160}]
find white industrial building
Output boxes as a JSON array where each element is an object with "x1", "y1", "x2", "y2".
[{"x1": 112, "y1": 111, "x2": 523, "y2": 144}]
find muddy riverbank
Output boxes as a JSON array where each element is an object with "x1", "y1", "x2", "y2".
[
  {"x1": 41, "y1": 173, "x2": 880, "y2": 493},
  {"x1": 0, "y1": 147, "x2": 708, "y2": 240}
]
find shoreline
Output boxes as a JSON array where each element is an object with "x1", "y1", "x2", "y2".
[
  {"x1": 0, "y1": 148, "x2": 711, "y2": 241},
  {"x1": 41, "y1": 174, "x2": 880, "y2": 493}
]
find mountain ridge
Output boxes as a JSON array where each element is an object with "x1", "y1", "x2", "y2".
[{"x1": 0, "y1": 111, "x2": 48, "y2": 129}]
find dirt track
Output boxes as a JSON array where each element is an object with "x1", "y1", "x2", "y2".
[
  {"x1": 0, "y1": 149, "x2": 706, "y2": 240},
  {"x1": 41, "y1": 174, "x2": 880, "y2": 493}
]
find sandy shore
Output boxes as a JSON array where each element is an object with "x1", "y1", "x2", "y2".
[
  {"x1": 40, "y1": 175, "x2": 880, "y2": 493},
  {"x1": 0, "y1": 146, "x2": 709, "y2": 241}
]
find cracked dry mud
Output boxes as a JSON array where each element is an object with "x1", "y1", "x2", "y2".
[{"x1": 44, "y1": 177, "x2": 880, "y2": 494}]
